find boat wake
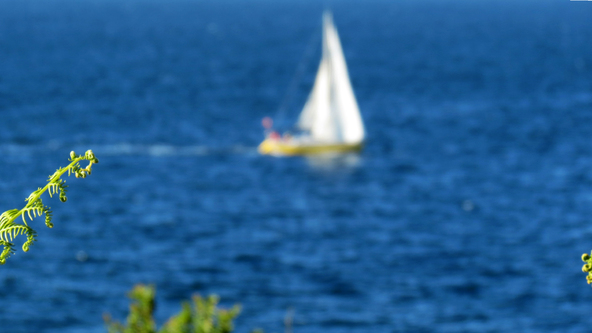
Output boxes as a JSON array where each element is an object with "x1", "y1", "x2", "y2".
[
  {"x1": 0, "y1": 143, "x2": 259, "y2": 157},
  {"x1": 88, "y1": 143, "x2": 259, "y2": 157}
]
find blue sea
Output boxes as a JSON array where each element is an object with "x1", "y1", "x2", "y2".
[{"x1": 1, "y1": 0, "x2": 592, "y2": 332}]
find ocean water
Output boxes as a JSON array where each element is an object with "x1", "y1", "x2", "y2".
[{"x1": 1, "y1": 0, "x2": 592, "y2": 332}]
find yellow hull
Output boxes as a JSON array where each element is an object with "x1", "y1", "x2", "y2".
[{"x1": 258, "y1": 138, "x2": 363, "y2": 156}]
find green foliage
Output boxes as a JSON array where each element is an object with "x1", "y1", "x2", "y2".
[
  {"x1": 582, "y1": 252, "x2": 592, "y2": 285},
  {"x1": 104, "y1": 284, "x2": 242, "y2": 333},
  {"x1": 0, "y1": 150, "x2": 98, "y2": 264}
]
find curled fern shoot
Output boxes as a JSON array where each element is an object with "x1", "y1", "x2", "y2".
[{"x1": 0, "y1": 150, "x2": 98, "y2": 265}]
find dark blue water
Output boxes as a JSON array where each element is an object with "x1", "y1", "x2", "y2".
[{"x1": 1, "y1": 0, "x2": 592, "y2": 332}]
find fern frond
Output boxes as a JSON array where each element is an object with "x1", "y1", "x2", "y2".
[
  {"x1": 44, "y1": 206, "x2": 53, "y2": 228},
  {"x1": 0, "y1": 240, "x2": 15, "y2": 264},
  {"x1": 0, "y1": 209, "x2": 20, "y2": 226},
  {"x1": 0, "y1": 224, "x2": 30, "y2": 242},
  {"x1": 25, "y1": 188, "x2": 43, "y2": 203},
  {"x1": 0, "y1": 150, "x2": 98, "y2": 265},
  {"x1": 20, "y1": 199, "x2": 45, "y2": 225}
]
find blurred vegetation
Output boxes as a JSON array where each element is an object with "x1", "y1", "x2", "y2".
[
  {"x1": 0, "y1": 150, "x2": 98, "y2": 264},
  {"x1": 104, "y1": 284, "x2": 261, "y2": 333},
  {"x1": 582, "y1": 252, "x2": 592, "y2": 285}
]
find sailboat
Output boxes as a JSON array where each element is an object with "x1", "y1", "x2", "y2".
[{"x1": 258, "y1": 11, "x2": 365, "y2": 156}]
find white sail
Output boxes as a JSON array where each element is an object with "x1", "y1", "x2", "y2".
[
  {"x1": 296, "y1": 11, "x2": 364, "y2": 145},
  {"x1": 297, "y1": 60, "x2": 329, "y2": 134}
]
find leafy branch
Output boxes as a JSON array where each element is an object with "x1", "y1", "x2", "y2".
[
  {"x1": 0, "y1": 150, "x2": 98, "y2": 264},
  {"x1": 104, "y1": 284, "x2": 244, "y2": 333}
]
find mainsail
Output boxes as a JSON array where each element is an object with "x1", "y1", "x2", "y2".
[{"x1": 297, "y1": 11, "x2": 365, "y2": 145}]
